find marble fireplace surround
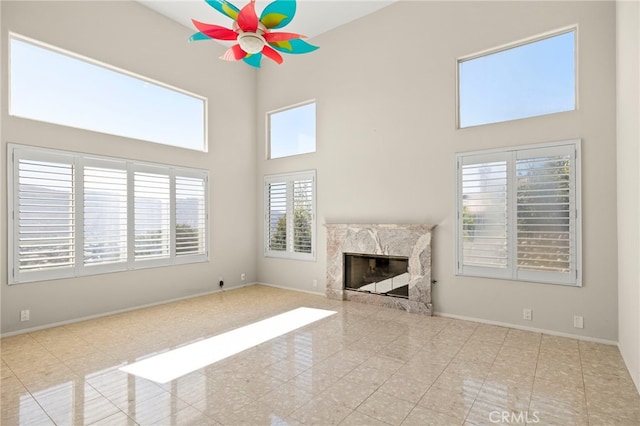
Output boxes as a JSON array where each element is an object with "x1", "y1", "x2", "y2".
[{"x1": 326, "y1": 223, "x2": 434, "y2": 315}]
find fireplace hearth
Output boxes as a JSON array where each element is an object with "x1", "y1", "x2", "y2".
[{"x1": 326, "y1": 223, "x2": 434, "y2": 315}]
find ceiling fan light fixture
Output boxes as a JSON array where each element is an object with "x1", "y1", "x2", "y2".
[
  {"x1": 238, "y1": 31, "x2": 265, "y2": 54},
  {"x1": 189, "y1": 0, "x2": 319, "y2": 68}
]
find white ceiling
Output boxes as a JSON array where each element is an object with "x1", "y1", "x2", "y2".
[{"x1": 137, "y1": 0, "x2": 396, "y2": 42}]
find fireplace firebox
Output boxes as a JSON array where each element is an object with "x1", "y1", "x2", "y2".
[{"x1": 344, "y1": 253, "x2": 409, "y2": 298}]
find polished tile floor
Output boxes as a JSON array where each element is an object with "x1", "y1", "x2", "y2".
[{"x1": 1, "y1": 285, "x2": 639, "y2": 426}]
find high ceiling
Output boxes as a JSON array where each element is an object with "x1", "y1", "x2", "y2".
[{"x1": 137, "y1": 0, "x2": 396, "y2": 42}]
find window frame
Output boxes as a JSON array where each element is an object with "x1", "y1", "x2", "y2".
[
  {"x1": 456, "y1": 26, "x2": 578, "y2": 129},
  {"x1": 9, "y1": 32, "x2": 208, "y2": 152},
  {"x1": 264, "y1": 170, "x2": 317, "y2": 261},
  {"x1": 455, "y1": 139, "x2": 582, "y2": 287},
  {"x1": 8, "y1": 144, "x2": 209, "y2": 285},
  {"x1": 266, "y1": 100, "x2": 317, "y2": 160}
]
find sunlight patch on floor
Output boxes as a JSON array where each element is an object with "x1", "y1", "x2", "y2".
[{"x1": 120, "y1": 307, "x2": 336, "y2": 383}]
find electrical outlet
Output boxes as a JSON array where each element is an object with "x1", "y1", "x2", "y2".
[
  {"x1": 219, "y1": 280, "x2": 224, "y2": 288},
  {"x1": 20, "y1": 310, "x2": 30, "y2": 322},
  {"x1": 574, "y1": 315, "x2": 584, "y2": 329},
  {"x1": 312, "y1": 279, "x2": 318, "y2": 287},
  {"x1": 241, "y1": 273, "x2": 246, "y2": 281},
  {"x1": 523, "y1": 308, "x2": 532, "y2": 321}
]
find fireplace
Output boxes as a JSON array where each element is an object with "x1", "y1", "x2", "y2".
[
  {"x1": 344, "y1": 253, "x2": 409, "y2": 298},
  {"x1": 326, "y1": 223, "x2": 434, "y2": 315}
]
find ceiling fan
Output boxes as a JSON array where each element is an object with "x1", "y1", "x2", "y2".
[{"x1": 189, "y1": 0, "x2": 319, "y2": 68}]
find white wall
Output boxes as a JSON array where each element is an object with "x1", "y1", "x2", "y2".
[
  {"x1": 256, "y1": 1, "x2": 619, "y2": 341},
  {"x1": 616, "y1": 0, "x2": 640, "y2": 392},
  {"x1": 0, "y1": 1, "x2": 258, "y2": 334}
]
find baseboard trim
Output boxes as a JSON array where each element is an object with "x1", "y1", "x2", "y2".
[
  {"x1": 1, "y1": 282, "x2": 257, "y2": 338},
  {"x1": 257, "y1": 282, "x2": 326, "y2": 297},
  {"x1": 434, "y1": 311, "x2": 618, "y2": 346}
]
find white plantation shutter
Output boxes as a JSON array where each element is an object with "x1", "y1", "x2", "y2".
[
  {"x1": 134, "y1": 170, "x2": 170, "y2": 261},
  {"x1": 267, "y1": 181, "x2": 287, "y2": 252},
  {"x1": 13, "y1": 152, "x2": 75, "y2": 282},
  {"x1": 293, "y1": 178, "x2": 313, "y2": 254},
  {"x1": 176, "y1": 175, "x2": 207, "y2": 257},
  {"x1": 516, "y1": 146, "x2": 577, "y2": 284},
  {"x1": 83, "y1": 161, "x2": 127, "y2": 268},
  {"x1": 457, "y1": 141, "x2": 580, "y2": 286},
  {"x1": 265, "y1": 170, "x2": 316, "y2": 260},
  {"x1": 459, "y1": 155, "x2": 509, "y2": 278}
]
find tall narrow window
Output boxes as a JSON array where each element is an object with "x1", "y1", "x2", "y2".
[
  {"x1": 8, "y1": 144, "x2": 209, "y2": 284},
  {"x1": 456, "y1": 141, "x2": 580, "y2": 286},
  {"x1": 264, "y1": 171, "x2": 316, "y2": 260},
  {"x1": 458, "y1": 28, "x2": 576, "y2": 128},
  {"x1": 268, "y1": 101, "x2": 316, "y2": 159}
]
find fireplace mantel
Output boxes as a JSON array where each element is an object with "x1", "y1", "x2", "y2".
[{"x1": 325, "y1": 223, "x2": 434, "y2": 315}]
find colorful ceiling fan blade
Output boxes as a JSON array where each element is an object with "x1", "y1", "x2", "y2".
[
  {"x1": 264, "y1": 32, "x2": 306, "y2": 43},
  {"x1": 260, "y1": 0, "x2": 296, "y2": 29},
  {"x1": 262, "y1": 45, "x2": 284, "y2": 64},
  {"x1": 191, "y1": 20, "x2": 238, "y2": 41},
  {"x1": 204, "y1": 0, "x2": 240, "y2": 20},
  {"x1": 243, "y1": 53, "x2": 263, "y2": 68},
  {"x1": 189, "y1": 32, "x2": 212, "y2": 42},
  {"x1": 269, "y1": 38, "x2": 319, "y2": 54},
  {"x1": 237, "y1": 0, "x2": 259, "y2": 32},
  {"x1": 221, "y1": 44, "x2": 248, "y2": 61}
]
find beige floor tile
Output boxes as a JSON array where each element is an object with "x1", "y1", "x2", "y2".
[
  {"x1": 467, "y1": 324, "x2": 509, "y2": 346},
  {"x1": 534, "y1": 360, "x2": 584, "y2": 387},
  {"x1": 476, "y1": 376, "x2": 532, "y2": 413},
  {"x1": 418, "y1": 385, "x2": 477, "y2": 419},
  {"x1": 1, "y1": 359, "x2": 15, "y2": 379},
  {"x1": 356, "y1": 389, "x2": 416, "y2": 425},
  {"x1": 290, "y1": 395, "x2": 353, "y2": 425},
  {"x1": 502, "y1": 329, "x2": 542, "y2": 348},
  {"x1": 455, "y1": 341, "x2": 501, "y2": 364},
  {"x1": 339, "y1": 410, "x2": 389, "y2": 426},
  {"x1": 402, "y1": 405, "x2": 464, "y2": 426},
  {"x1": 378, "y1": 372, "x2": 432, "y2": 404},
  {"x1": 88, "y1": 410, "x2": 138, "y2": 426},
  {"x1": 532, "y1": 377, "x2": 586, "y2": 408},
  {"x1": 466, "y1": 398, "x2": 529, "y2": 426},
  {"x1": 528, "y1": 398, "x2": 588, "y2": 426},
  {"x1": 319, "y1": 375, "x2": 379, "y2": 409},
  {"x1": 150, "y1": 405, "x2": 220, "y2": 426},
  {"x1": 257, "y1": 382, "x2": 314, "y2": 414}
]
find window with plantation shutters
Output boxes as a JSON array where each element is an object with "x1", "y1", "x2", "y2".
[
  {"x1": 456, "y1": 140, "x2": 581, "y2": 286},
  {"x1": 8, "y1": 144, "x2": 209, "y2": 284},
  {"x1": 264, "y1": 171, "x2": 316, "y2": 261}
]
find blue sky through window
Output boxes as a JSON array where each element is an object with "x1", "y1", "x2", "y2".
[
  {"x1": 10, "y1": 35, "x2": 206, "y2": 151},
  {"x1": 459, "y1": 30, "x2": 575, "y2": 128},
  {"x1": 269, "y1": 102, "x2": 316, "y2": 159}
]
